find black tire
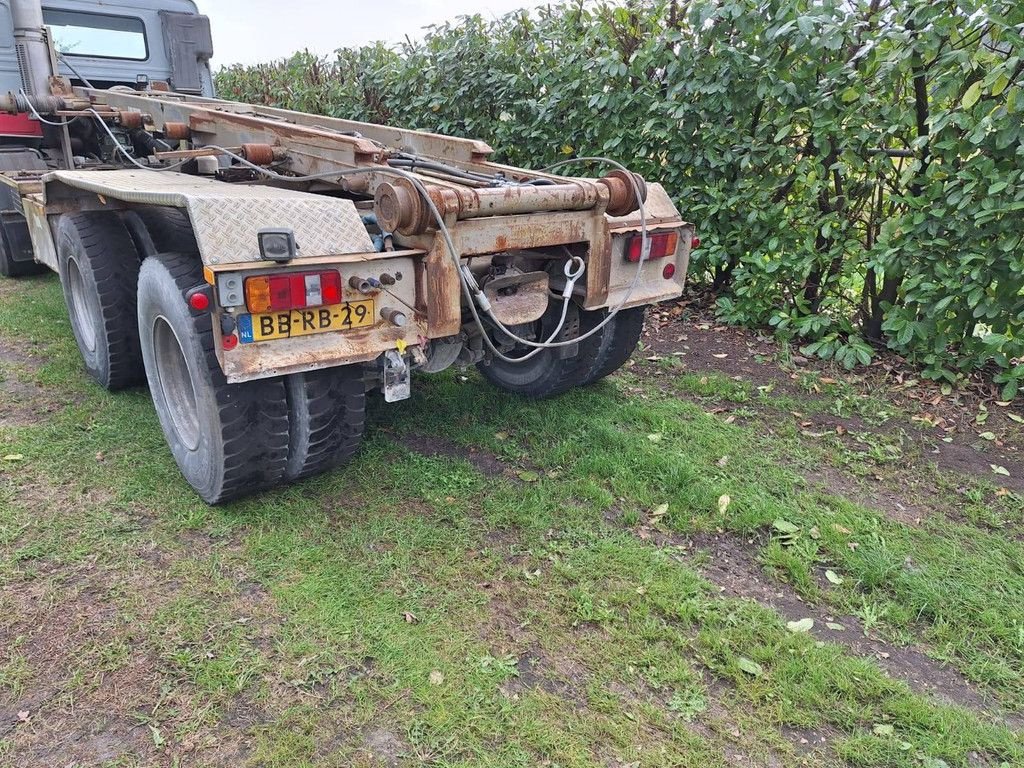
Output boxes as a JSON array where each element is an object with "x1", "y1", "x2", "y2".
[
  {"x1": 122, "y1": 207, "x2": 199, "y2": 257},
  {"x1": 476, "y1": 301, "x2": 610, "y2": 399},
  {"x1": 55, "y1": 212, "x2": 145, "y2": 390},
  {"x1": 137, "y1": 252, "x2": 290, "y2": 504},
  {"x1": 580, "y1": 306, "x2": 646, "y2": 385},
  {"x1": 284, "y1": 367, "x2": 366, "y2": 482}
]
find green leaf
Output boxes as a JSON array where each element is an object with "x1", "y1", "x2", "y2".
[
  {"x1": 990, "y1": 72, "x2": 1009, "y2": 97},
  {"x1": 962, "y1": 81, "x2": 982, "y2": 109},
  {"x1": 840, "y1": 87, "x2": 860, "y2": 103},
  {"x1": 873, "y1": 723, "x2": 895, "y2": 737},
  {"x1": 772, "y1": 518, "x2": 800, "y2": 534},
  {"x1": 773, "y1": 124, "x2": 792, "y2": 142},
  {"x1": 824, "y1": 569, "x2": 844, "y2": 585},
  {"x1": 737, "y1": 657, "x2": 763, "y2": 677},
  {"x1": 787, "y1": 617, "x2": 814, "y2": 633}
]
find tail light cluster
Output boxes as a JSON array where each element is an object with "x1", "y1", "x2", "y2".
[
  {"x1": 243, "y1": 270, "x2": 342, "y2": 313},
  {"x1": 625, "y1": 231, "x2": 678, "y2": 263}
]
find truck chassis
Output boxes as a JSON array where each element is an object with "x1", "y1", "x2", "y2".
[{"x1": 0, "y1": 4, "x2": 693, "y2": 503}]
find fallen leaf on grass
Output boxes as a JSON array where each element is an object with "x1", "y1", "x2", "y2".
[
  {"x1": 429, "y1": 670, "x2": 444, "y2": 685},
  {"x1": 826, "y1": 622, "x2": 846, "y2": 631},
  {"x1": 712, "y1": 353, "x2": 728, "y2": 359},
  {"x1": 833, "y1": 523, "x2": 851, "y2": 534},
  {"x1": 717, "y1": 455, "x2": 729, "y2": 467},
  {"x1": 651, "y1": 503, "x2": 669, "y2": 518},
  {"x1": 403, "y1": 611, "x2": 418, "y2": 624},
  {"x1": 516, "y1": 470, "x2": 540, "y2": 482},
  {"x1": 787, "y1": 617, "x2": 814, "y2": 633},
  {"x1": 772, "y1": 518, "x2": 799, "y2": 534},
  {"x1": 717, "y1": 494, "x2": 731, "y2": 515},
  {"x1": 990, "y1": 465, "x2": 1010, "y2": 477},
  {"x1": 978, "y1": 431, "x2": 996, "y2": 441},
  {"x1": 149, "y1": 725, "x2": 165, "y2": 749},
  {"x1": 2, "y1": 454, "x2": 24, "y2": 462},
  {"x1": 494, "y1": 431, "x2": 509, "y2": 441},
  {"x1": 647, "y1": 433, "x2": 663, "y2": 442},
  {"x1": 1008, "y1": 413, "x2": 1024, "y2": 424},
  {"x1": 824, "y1": 569, "x2": 843, "y2": 585},
  {"x1": 737, "y1": 657, "x2": 763, "y2": 677},
  {"x1": 16, "y1": 710, "x2": 29, "y2": 723},
  {"x1": 872, "y1": 723, "x2": 895, "y2": 737}
]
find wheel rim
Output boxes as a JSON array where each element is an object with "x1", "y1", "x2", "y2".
[
  {"x1": 67, "y1": 257, "x2": 99, "y2": 353},
  {"x1": 152, "y1": 315, "x2": 201, "y2": 451}
]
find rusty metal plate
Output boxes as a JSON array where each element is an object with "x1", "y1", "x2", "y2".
[
  {"x1": 483, "y1": 271, "x2": 549, "y2": 325},
  {"x1": 45, "y1": 170, "x2": 374, "y2": 264}
]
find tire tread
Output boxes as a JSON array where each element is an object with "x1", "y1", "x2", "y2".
[
  {"x1": 58, "y1": 212, "x2": 144, "y2": 389},
  {"x1": 142, "y1": 252, "x2": 289, "y2": 503}
]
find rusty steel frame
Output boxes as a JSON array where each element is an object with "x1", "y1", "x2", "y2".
[
  {"x1": 27, "y1": 87, "x2": 689, "y2": 380},
  {"x1": 65, "y1": 88, "x2": 677, "y2": 331}
]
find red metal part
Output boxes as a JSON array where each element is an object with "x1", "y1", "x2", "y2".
[{"x1": 0, "y1": 113, "x2": 42, "y2": 137}]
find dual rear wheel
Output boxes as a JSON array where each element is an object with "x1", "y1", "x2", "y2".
[
  {"x1": 55, "y1": 211, "x2": 365, "y2": 504},
  {"x1": 476, "y1": 302, "x2": 645, "y2": 398}
]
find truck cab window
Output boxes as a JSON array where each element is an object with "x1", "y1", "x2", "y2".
[{"x1": 42, "y1": 9, "x2": 146, "y2": 60}]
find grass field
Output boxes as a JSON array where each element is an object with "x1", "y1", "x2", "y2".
[{"x1": 1, "y1": 273, "x2": 1022, "y2": 767}]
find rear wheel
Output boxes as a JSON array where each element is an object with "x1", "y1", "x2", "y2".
[
  {"x1": 476, "y1": 301, "x2": 612, "y2": 399},
  {"x1": 56, "y1": 212, "x2": 144, "y2": 390},
  {"x1": 580, "y1": 306, "x2": 646, "y2": 385},
  {"x1": 284, "y1": 367, "x2": 366, "y2": 482},
  {"x1": 122, "y1": 207, "x2": 199, "y2": 257},
  {"x1": 137, "y1": 252, "x2": 289, "y2": 504}
]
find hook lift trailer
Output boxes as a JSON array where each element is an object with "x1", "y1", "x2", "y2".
[{"x1": 0, "y1": 0, "x2": 694, "y2": 503}]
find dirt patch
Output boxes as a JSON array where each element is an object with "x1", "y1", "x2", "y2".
[
  {"x1": 0, "y1": 571, "x2": 155, "y2": 762},
  {"x1": 805, "y1": 465, "x2": 930, "y2": 526},
  {"x1": 1, "y1": 486, "x2": 328, "y2": 767},
  {"x1": 359, "y1": 726, "x2": 407, "y2": 767},
  {"x1": 671, "y1": 529, "x2": 1022, "y2": 727},
  {"x1": 0, "y1": 337, "x2": 55, "y2": 429},
  {"x1": 639, "y1": 297, "x2": 1024, "y2": 497},
  {"x1": 398, "y1": 432, "x2": 508, "y2": 478}
]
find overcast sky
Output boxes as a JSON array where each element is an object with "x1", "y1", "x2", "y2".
[{"x1": 201, "y1": 0, "x2": 545, "y2": 68}]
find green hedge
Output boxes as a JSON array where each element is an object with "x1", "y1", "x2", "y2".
[{"x1": 216, "y1": 0, "x2": 1024, "y2": 397}]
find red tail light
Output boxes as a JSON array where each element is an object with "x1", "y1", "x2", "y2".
[
  {"x1": 244, "y1": 270, "x2": 343, "y2": 313},
  {"x1": 626, "y1": 231, "x2": 679, "y2": 262}
]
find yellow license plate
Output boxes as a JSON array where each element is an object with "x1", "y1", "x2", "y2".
[{"x1": 240, "y1": 300, "x2": 375, "y2": 343}]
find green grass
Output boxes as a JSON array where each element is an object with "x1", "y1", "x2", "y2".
[{"x1": 1, "y1": 274, "x2": 1022, "y2": 767}]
